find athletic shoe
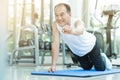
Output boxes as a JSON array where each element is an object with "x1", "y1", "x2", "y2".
[{"x1": 101, "y1": 53, "x2": 112, "y2": 70}]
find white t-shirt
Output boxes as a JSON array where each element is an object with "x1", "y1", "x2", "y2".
[{"x1": 56, "y1": 18, "x2": 96, "y2": 57}]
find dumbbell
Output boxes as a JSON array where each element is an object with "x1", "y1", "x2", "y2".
[
  {"x1": 19, "y1": 40, "x2": 28, "y2": 47},
  {"x1": 27, "y1": 39, "x2": 34, "y2": 46},
  {"x1": 44, "y1": 41, "x2": 51, "y2": 50},
  {"x1": 39, "y1": 39, "x2": 44, "y2": 49}
]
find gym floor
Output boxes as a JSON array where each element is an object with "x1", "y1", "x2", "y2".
[{"x1": 6, "y1": 56, "x2": 120, "y2": 80}]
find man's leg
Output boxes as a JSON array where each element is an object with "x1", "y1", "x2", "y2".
[
  {"x1": 73, "y1": 53, "x2": 93, "y2": 70},
  {"x1": 89, "y1": 42, "x2": 106, "y2": 71}
]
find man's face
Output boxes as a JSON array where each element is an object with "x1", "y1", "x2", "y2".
[{"x1": 54, "y1": 5, "x2": 71, "y2": 27}]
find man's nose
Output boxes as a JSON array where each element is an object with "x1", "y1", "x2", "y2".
[{"x1": 58, "y1": 16, "x2": 62, "y2": 20}]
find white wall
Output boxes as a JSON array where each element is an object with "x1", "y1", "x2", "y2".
[{"x1": 0, "y1": 0, "x2": 8, "y2": 80}]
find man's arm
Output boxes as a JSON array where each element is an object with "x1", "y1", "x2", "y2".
[
  {"x1": 62, "y1": 20, "x2": 85, "y2": 35},
  {"x1": 48, "y1": 21, "x2": 60, "y2": 72}
]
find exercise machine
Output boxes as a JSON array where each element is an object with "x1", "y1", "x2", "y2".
[
  {"x1": 102, "y1": 5, "x2": 120, "y2": 67},
  {"x1": 38, "y1": 23, "x2": 52, "y2": 65},
  {"x1": 102, "y1": 5, "x2": 120, "y2": 59}
]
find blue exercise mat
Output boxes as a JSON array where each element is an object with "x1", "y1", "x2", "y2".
[{"x1": 31, "y1": 69, "x2": 120, "y2": 77}]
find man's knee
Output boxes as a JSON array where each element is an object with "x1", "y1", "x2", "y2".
[{"x1": 82, "y1": 65, "x2": 93, "y2": 70}]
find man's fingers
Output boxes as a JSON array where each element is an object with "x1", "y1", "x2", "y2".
[
  {"x1": 48, "y1": 67, "x2": 56, "y2": 73},
  {"x1": 62, "y1": 25, "x2": 71, "y2": 33}
]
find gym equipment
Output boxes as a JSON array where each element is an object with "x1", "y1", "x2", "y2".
[
  {"x1": 38, "y1": 23, "x2": 52, "y2": 64},
  {"x1": 10, "y1": 25, "x2": 39, "y2": 66},
  {"x1": 102, "y1": 8, "x2": 119, "y2": 58},
  {"x1": 19, "y1": 40, "x2": 28, "y2": 47},
  {"x1": 39, "y1": 39, "x2": 44, "y2": 49},
  {"x1": 27, "y1": 39, "x2": 34, "y2": 46},
  {"x1": 44, "y1": 41, "x2": 51, "y2": 50},
  {"x1": 39, "y1": 40, "x2": 51, "y2": 50},
  {"x1": 31, "y1": 69, "x2": 120, "y2": 77},
  {"x1": 18, "y1": 39, "x2": 34, "y2": 47},
  {"x1": 102, "y1": 5, "x2": 120, "y2": 67}
]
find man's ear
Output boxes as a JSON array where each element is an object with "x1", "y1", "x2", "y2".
[{"x1": 69, "y1": 12, "x2": 72, "y2": 16}]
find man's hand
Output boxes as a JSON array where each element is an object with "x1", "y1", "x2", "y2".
[
  {"x1": 48, "y1": 65, "x2": 56, "y2": 72},
  {"x1": 62, "y1": 25, "x2": 72, "y2": 34}
]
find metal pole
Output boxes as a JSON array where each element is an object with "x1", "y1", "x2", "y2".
[
  {"x1": 34, "y1": 25, "x2": 39, "y2": 66},
  {"x1": 62, "y1": 40, "x2": 66, "y2": 65}
]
